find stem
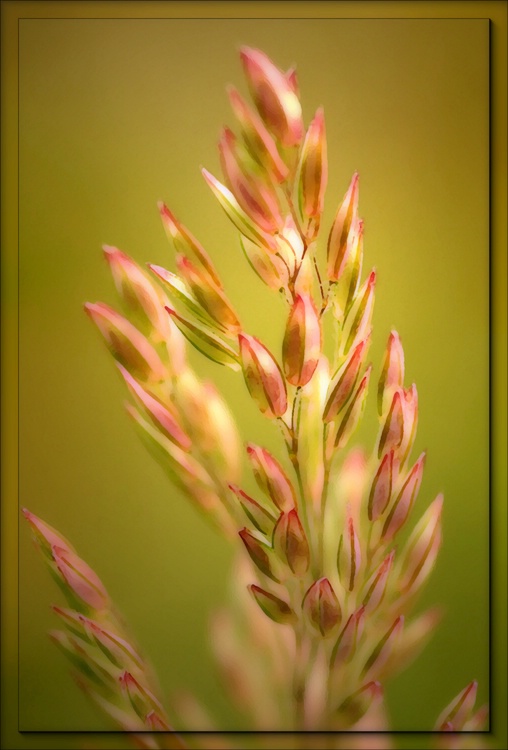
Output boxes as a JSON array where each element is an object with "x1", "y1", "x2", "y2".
[
  {"x1": 319, "y1": 422, "x2": 332, "y2": 574},
  {"x1": 313, "y1": 254, "x2": 326, "y2": 309}
]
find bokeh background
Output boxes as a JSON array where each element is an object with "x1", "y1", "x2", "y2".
[{"x1": 17, "y1": 13, "x2": 489, "y2": 742}]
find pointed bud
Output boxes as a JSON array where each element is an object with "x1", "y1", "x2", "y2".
[
  {"x1": 362, "y1": 550, "x2": 395, "y2": 612},
  {"x1": 302, "y1": 578, "x2": 342, "y2": 636},
  {"x1": 51, "y1": 605, "x2": 90, "y2": 641},
  {"x1": 324, "y1": 335, "x2": 370, "y2": 423},
  {"x1": 330, "y1": 218, "x2": 364, "y2": 321},
  {"x1": 150, "y1": 263, "x2": 217, "y2": 329},
  {"x1": 435, "y1": 681, "x2": 478, "y2": 731},
  {"x1": 202, "y1": 168, "x2": 277, "y2": 251},
  {"x1": 229, "y1": 484, "x2": 276, "y2": 536},
  {"x1": 465, "y1": 704, "x2": 489, "y2": 731},
  {"x1": 331, "y1": 606, "x2": 365, "y2": 665},
  {"x1": 377, "y1": 389, "x2": 404, "y2": 458},
  {"x1": 327, "y1": 173, "x2": 359, "y2": 281},
  {"x1": 381, "y1": 452, "x2": 426, "y2": 541},
  {"x1": 51, "y1": 545, "x2": 109, "y2": 611},
  {"x1": 342, "y1": 270, "x2": 376, "y2": 356},
  {"x1": 394, "y1": 607, "x2": 442, "y2": 675},
  {"x1": 158, "y1": 202, "x2": 222, "y2": 288},
  {"x1": 246, "y1": 443, "x2": 296, "y2": 511},
  {"x1": 368, "y1": 450, "x2": 396, "y2": 521},
  {"x1": 249, "y1": 584, "x2": 296, "y2": 624},
  {"x1": 145, "y1": 710, "x2": 172, "y2": 732},
  {"x1": 227, "y1": 86, "x2": 289, "y2": 183},
  {"x1": 273, "y1": 509, "x2": 310, "y2": 576},
  {"x1": 176, "y1": 254, "x2": 241, "y2": 334},
  {"x1": 49, "y1": 630, "x2": 117, "y2": 691},
  {"x1": 362, "y1": 615, "x2": 404, "y2": 680},
  {"x1": 23, "y1": 509, "x2": 74, "y2": 558},
  {"x1": 219, "y1": 127, "x2": 283, "y2": 233},
  {"x1": 399, "y1": 383, "x2": 419, "y2": 464},
  {"x1": 84, "y1": 302, "x2": 166, "y2": 382},
  {"x1": 399, "y1": 494, "x2": 443, "y2": 595},
  {"x1": 78, "y1": 616, "x2": 144, "y2": 670},
  {"x1": 378, "y1": 331, "x2": 405, "y2": 416},
  {"x1": 117, "y1": 365, "x2": 190, "y2": 451},
  {"x1": 119, "y1": 670, "x2": 164, "y2": 719},
  {"x1": 165, "y1": 305, "x2": 240, "y2": 371},
  {"x1": 298, "y1": 108, "x2": 328, "y2": 221},
  {"x1": 282, "y1": 294, "x2": 322, "y2": 386},
  {"x1": 240, "y1": 46, "x2": 303, "y2": 146},
  {"x1": 338, "y1": 507, "x2": 362, "y2": 591},
  {"x1": 338, "y1": 681, "x2": 384, "y2": 724},
  {"x1": 285, "y1": 66, "x2": 299, "y2": 97},
  {"x1": 240, "y1": 235, "x2": 289, "y2": 291},
  {"x1": 239, "y1": 333, "x2": 287, "y2": 418},
  {"x1": 239, "y1": 528, "x2": 278, "y2": 582},
  {"x1": 103, "y1": 246, "x2": 169, "y2": 339},
  {"x1": 332, "y1": 366, "x2": 372, "y2": 451}
]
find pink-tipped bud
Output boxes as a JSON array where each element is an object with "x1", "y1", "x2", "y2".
[
  {"x1": 330, "y1": 218, "x2": 364, "y2": 321},
  {"x1": 298, "y1": 107, "x2": 328, "y2": 221},
  {"x1": 378, "y1": 330, "x2": 405, "y2": 416},
  {"x1": 272, "y1": 509, "x2": 310, "y2": 576},
  {"x1": 117, "y1": 365, "x2": 190, "y2": 451},
  {"x1": 285, "y1": 66, "x2": 299, "y2": 97},
  {"x1": 239, "y1": 528, "x2": 278, "y2": 582},
  {"x1": 240, "y1": 47, "x2": 303, "y2": 146},
  {"x1": 239, "y1": 334, "x2": 287, "y2": 418},
  {"x1": 51, "y1": 545, "x2": 109, "y2": 612},
  {"x1": 399, "y1": 494, "x2": 443, "y2": 595},
  {"x1": 435, "y1": 681, "x2": 478, "y2": 731},
  {"x1": 324, "y1": 335, "x2": 370, "y2": 423},
  {"x1": 218, "y1": 127, "x2": 283, "y2": 234},
  {"x1": 78, "y1": 615, "x2": 144, "y2": 670},
  {"x1": 228, "y1": 86, "x2": 289, "y2": 183},
  {"x1": 338, "y1": 507, "x2": 362, "y2": 592},
  {"x1": 399, "y1": 383, "x2": 419, "y2": 464},
  {"x1": 249, "y1": 584, "x2": 296, "y2": 624},
  {"x1": 377, "y1": 389, "x2": 404, "y2": 458},
  {"x1": 331, "y1": 606, "x2": 365, "y2": 665},
  {"x1": 246, "y1": 443, "x2": 296, "y2": 511},
  {"x1": 362, "y1": 615, "x2": 404, "y2": 680},
  {"x1": 381, "y1": 452, "x2": 426, "y2": 541},
  {"x1": 240, "y1": 235, "x2": 289, "y2": 291},
  {"x1": 51, "y1": 605, "x2": 90, "y2": 640},
  {"x1": 332, "y1": 366, "x2": 372, "y2": 451},
  {"x1": 368, "y1": 450, "x2": 396, "y2": 521},
  {"x1": 176, "y1": 254, "x2": 241, "y2": 334},
  {"x1": 23, "y1": 509, "x2": 74, "y2": 558},
  {"x1": 343, "y1": 270, "x2": 376, "y2": 355},
  {"x1": 302, "y1": 578, "x2": 342, "y2": 637},
  {"x1": 84, "y1": 302, "x2": 166, "y2": 382},
  {"x1": 362, "y1": 550, "x2": 395, "y2": 613},
  {"x1": 338, "y1": 681, "x2": 384, "y2": 724},
  {"x1": 228, "y1": 484, "x2": 276, "y2": 536},
  {"x1": 158, "y1": 202, "x2": 222, "y2": 288},
  {"x1": 145, "y1": 710, "x2": 171, "y2": 731},
  {"x1": 282, "y1": 294, "x2": 322, "y2": 386},
  {"x1": 119, "y1": 670, "x2": 163, "y2": 719},
  {"x1": 327, "y1": 172, "x2": 360, "y2": 281},
  {"x1": 102, "y1": 246, "x2": 168, "y2": 339}
]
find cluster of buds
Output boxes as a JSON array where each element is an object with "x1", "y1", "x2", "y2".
[{"x1": 25, "y1": 45, "x2": 488, "y2": 746}]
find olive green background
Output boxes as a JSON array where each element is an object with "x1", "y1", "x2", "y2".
[{"x1": 2, "y1": 1, "x2": 506, "y2": 748}]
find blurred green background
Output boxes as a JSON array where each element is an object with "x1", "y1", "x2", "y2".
[{"x1": 18, "y1": 14, "x2": 489, "y2": 740}]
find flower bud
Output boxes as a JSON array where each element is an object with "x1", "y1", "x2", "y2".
[
  {"x1": 228, "y1": 484, "x2": 276, "y2": 536},
  {"x1": 240, "y1": 47, "x2": 303, "y2": 146},
  {"x1": 51, "y1": 605, "x2": 91, "y2": 641},
  {"x1": 331, "y1": 606, "x2": 365, "y2": 665},
  {"x1": 323, "y1": 335, "x2": 370, "y2": 423},
  {"x1": 219, "y1": 127, "x2": 283, "y2": 233},
  {"x1": 337, "y1": 507, "x2": 362, "y2": 591},
  {"x1": 117, "y1": 365, "x2": 191, "y2": 451},
  {"x1": 330, "y1": 218, "x2": 364, "y2": 321},
  {"x1": 282, "y1": 294, "x2": 322, "y2": 386},
  {"x1": 302, "y1": 578, "x2": 342, "y2": 636},
  {"x1": 381, "y1": 452, "x2": 426, "y2": 541},
  {"x1": 239, "y1": 528, "x2": 278, "y2": 582},
  {"x1": 84, "y1": 302, "x2": 166, "y2": 382},
  {"x1": 362, "y1": 615, "x2": 404, "y2": 680},
  {"x1": 51, "y1": 545, "x2": 109, "y2": 612},
  {"x1": 435, "y1": 681, "x2": 478, "y2": 731},
  {"x1": 327, "y1": 172, "x2": 360, "y2": 281},
  {"x1": 273, "y1": 509, "x2": 310, "y2": 576},
  {"x1": 103, "y1": 246, "x2": 169, "y2": 339},
  {"x1": 165, "y1": 305, "x2": 240, "y2": 371},
  {"x1": 145, "y1": 710, "x2": 172, "y2": 732},
  {"x1": 239, "y1": 334, "x2": 287, "y2": 418},
  {"x1": 176, "y1": 254, "x2": 241, "y2": 334},
  {"x1": 398, "y1": 494, "x2": 443, "y2": 595},
  {"x1": 342, "y1": 270, "x2": 376, "y2": 356},
  {"x1": 249, "y1": 584, "x2": 296, "y2": 624},
  {"x1": 158, "y1": 202, "x2": 222, "y2": 288},
  {"x1": 227, "y1": 86, "x2": 289, "y2": 182},
  {"x1": 49, "y1": 630, "x2": 116, "y2": 691},
  {"x1": 378, "y1": 330, "x2": 405, "y2": 416},
  {"x1": 338, "y1": 681, "x2": 383, "y2": 724},
  {"x1": 246, "y1": 443, "x2": 296, "y2": 511},
  {"x1": 332, "y1": 366, "x2": 372, "y2": 452},
  {"x1": 119, "y1": 670, "x2": 164, "y2": 719},
  {"x1": 399, "y1": 384, "x2": 419, "y2": 465},
  {"x1": 78, "y1": 616, "x2": 144, "y2": 670},
  {"x1": 240, "y1": 235, "x2": 289, "y2": 291},
  {"x1": 23, "y1": 508, "x2": 74, "y2": 559},
  {"x1": 362, "y1": 550, "x2": 395, "y2": 613},
  {"x1": 298, "y1": 107, "x2": 328, "y2": 221},
  {"x1": 377, "y1": 389, "x2": 404, "y2": 458},
  {"x1": 368, "y1": 450, "x2": 396, "y2": 521}
]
